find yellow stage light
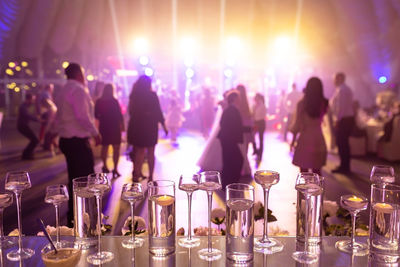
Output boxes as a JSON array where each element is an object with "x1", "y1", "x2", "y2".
[
  {"x1": 15, "y1": 66, "x2": 21, "y2": 71},
  {"x1": 15, "y1": 87, "x2": 20, "y2": 92},
  {"x1": 8, "y1": 62, "x2": 16, "y2": 68},
  {"x1": 87, "y1": 74, "x2": 94, "y2": 81},
  {"x1": 133, "y1": 38, "x2": 149, "y2": 54},
  {"x1": 21, "y1": 61, "x2": 28, "y2": 67},
  {"x1": 5, "y1": 69, "x2": 14, "y2": 76},
  {"x1": 62, "y1": 61, "x2": 69, "y2": 69}
]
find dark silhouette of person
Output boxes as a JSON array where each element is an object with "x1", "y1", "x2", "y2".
[
  {"x1": 55, "y1": 62, "x2": 101, "y2": 226},
  {"x1": 17, "y1": 92, "x2": 39, "y2": 160},
  {"x1": 127, "y1": 75, "x2": 167, "y2": 181},
  {"x1": 95, "y1": 83, "x2": 124, "y2": 178},
  {"x1": 218, "y1": 90, "x2": 250, "y2": 189}
]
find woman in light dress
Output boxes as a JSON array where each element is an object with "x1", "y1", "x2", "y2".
[
  {"x1": 290, "y1": 77, "x2": 329, "y2": 175},
  {"x1": 165, "y1": 99, "x2": 185, "y2": 143}
]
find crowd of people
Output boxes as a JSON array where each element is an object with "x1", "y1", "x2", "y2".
[{"x1": 14, "y1": 62, "x2": 400, "y2": 226}]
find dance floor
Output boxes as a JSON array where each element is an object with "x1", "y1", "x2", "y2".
[{"x1": 0, "y1": 119, "x2": 397, "y2": 236}]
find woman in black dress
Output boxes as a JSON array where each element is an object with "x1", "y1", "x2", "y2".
[
  {"x1": 95, "y1": 83, "x2": 124, "y2": 178},
  {"x1": 128, "y1": 75, "x2": 167, "y2": 181}
]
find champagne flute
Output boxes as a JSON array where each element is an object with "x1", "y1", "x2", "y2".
[
  {"x1": 197, "y1": 171, "x2": 222, "y2": 261},
  {"x1": 0, "y1": 192, "x2": 15, "y2": 249},
  {"x1": 5, "y1": 171, "x2": 34, "y2": 261},
  {"x1": 44, "y1": 184, "x2": 69, "y2": 247},
  {"x1": 178, "y1": 174, "x2": 201, "y2": 248},
  {"x1": 86, "y1": 173, "x2": 113, "y2": 265},
  {"x1": 254, "y1": 170, "x2": 284, "y2": 254},
  {"x1": 370, "y1": 165, "x2": 395, "y2": 185},
  {"x1": 335, "y1": 194, "x2": 369, "y2": 256},
  {"x1": 292, "y1": 172, "x2": 322, "y2": 264},
  {"x1": 121, "y1": 183, "x2": 144, "y2": 248}
]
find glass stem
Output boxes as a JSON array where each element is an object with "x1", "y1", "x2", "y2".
[
  {"x1": 187, "y1": 192, "x2": 193, "y2": 240},
  {"x1": 130, "y1": 201, "x2": 136, "y2": 244},
  {"x1": 304, "y1": 196, "x2": 310, "y2": 252},
  {"x1": 351, "y1": 212, "x2": 357, "y2": 248},
  {"x1": 207, "y1": 191, "x2": 213, "y2": 253},
  {"x1": 15, "y1": 192, "x2": 23, "y2": 252},
  {"x1": 55, "y1": 204, "x2": 60, "y2": 244},
  {"x1": 262, "y1": 187, "x2": 270, "y2": 242},
  {"x1": 0, "y1": 208, "x2": 4, "y2": 241},
  {"x1": 96, "y1": 195, "x2": 102, "y2": 255}
]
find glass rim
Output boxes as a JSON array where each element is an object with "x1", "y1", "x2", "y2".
[
  {"x1": 122, "y1": 182, "x2": 142, "y2": 188},
  {"x1": 372, "y1": 164, "x2": 394, "y2": 169},
  {"x1": 6, "y1": 171, "x2": 29, "y2": 175},
  {"x1": 199, "y1": 171, "x2": 220, "y2": 176},
  {"x1": 372, "y1": 183, "x2": 400, "y2": 191},
  {"x1": 254, "y1": 170, "x2": 279, "y2": 176},
  {"x1": 341, "y1": 194, "x2": 368, "y2": 201},
  {"x1": 73, "y1": 176, "x2": 90, "y2": 182},
  {"x1": 46, "y1": 184, "x2": 67, "y2": 188},
  {"x1": 148, "y1": 180, "x2": 175, "y2": 188},
  {"x1": 180, "y1": 173, "x2": 200, "y2": 178},
  {"x1": 226, "y1": 183, "x2": 254, "y2": 192}
]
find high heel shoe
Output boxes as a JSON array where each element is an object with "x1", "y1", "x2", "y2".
[{"x1": 112, "y1": 169, "x2": 121, "y2": 178}]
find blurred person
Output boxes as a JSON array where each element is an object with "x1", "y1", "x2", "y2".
[
  {"x1": 236, "y1": 84, "x2": 253, "y2": 176},
  {"x1": 330, "y1": 72, "x2": 355, "y2": 174},
  {"x1": 284, "y1": 83, "x2": 303, "y2": 141},
  {"x1": 218, "y1": 91, "x2": 251, "y2": 188},
  {"x1": 55, "y1": 63, "x2": 101, "y2": 227},
  {"x1": 165, "y1": 99, "x2": 185, "y2": 144},
  {"x1": 36, "y1": 84, "x2": 54, "y2": 144},
  {"x1": 127, "y1": 75, "x2": 167, "y2": 181},
  {"x1": 41, "y1": 91, "x2": 58, "y2": 157},
  {"x1": 95, "y1": 83, "x2": 124, "y2": 178},
  {"x1": 252, "y1": 93, "x2": 267, "y2": 162},
  {"x1": 17, "y1": 93, "x2": 40, "y2": 160},
  {"x1": 290, "y1": 77, "x2": 328, "y2": 175},
  {"x1": 200, "y1": 88, "x2": 215, "y2": 138},
  {"x1": 378, "y1": 101, "x2": 400, "y2": 143}
]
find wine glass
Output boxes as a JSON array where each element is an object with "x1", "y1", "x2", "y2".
[
  {"x1": 335, "y1": 194, "x2": 369, "y2": 256},
  {"x1": 197, "y1": 171, "x2": 222, "y2": 261},
  {"x1": 121, "y1": 183, "x2": 144, "y2": 248},
  {"x1": 0, "y1": 192, "x2": 15, "y2": 249},
  {"x1": 370, "y1": 165, "x2": 395, "y2": 185},
  {"x1": 44, "y1": 184, "x2": 69, "y2": 247},
  {"x1": 292, "y1": 172, "x2": 323, "y2": 264},
  {"x1": 178, "y1": 174, "x2": 201, "y2": 248},
  {"x1": 86, "y1": 173, "x2": 113, "y2": 265},
  {"x1": 5, "y1": 171, "x2": 34, "y2": 261},
  {"x1": 254, "y1": 170, "x2": 284, "y2": 254}
]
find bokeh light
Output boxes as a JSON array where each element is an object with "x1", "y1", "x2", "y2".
[{"x1": 378, "y1": 76, "x2": 387, "y2": 84}]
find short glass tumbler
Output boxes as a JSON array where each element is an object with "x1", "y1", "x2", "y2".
[
  {"x1": 369, "y1": 184, "x2": 400, "y2": 263},
  {"x1": 226, "y1": 183, "x2": 255, "y2": 263}
]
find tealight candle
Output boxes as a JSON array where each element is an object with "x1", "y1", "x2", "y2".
[{"x1": 373, "y1": 202, "x2": 394, "y2": 213}]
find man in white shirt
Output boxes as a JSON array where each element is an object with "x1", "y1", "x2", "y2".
[
  {"x1": 55, "y1": 63, "x2": 101, "y2": 226},
  {"x1": 284, "y1": 83, "x2": 303, "y2": 141},
  {"x1": 330, "y1": 72, "x2": 354, "y2": 174}
]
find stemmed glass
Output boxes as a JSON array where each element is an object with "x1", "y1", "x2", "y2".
[
  {"x1": 197, "y1": 171, "x2": 222, "y2": 261},
  {"x1": 254, "y1": 170, "x2": 284, "y2": 254},
  {"x1": 335, "y1": 194, "x2": 369, "y2": 256},
  {"x1": 292, "y1": 172, "x2": 323, "y2": 264},
  {"x1": 0, "y1": 192, "x2": 15, "y2": 249},
  {"x1": 44, "y1": 184, "x2": 69, "y2": 247},
  {"x1": 5, "y1": 171, "x2": 34, "y2": 261},
  {"x1": 370, "y1": 165, "x2": 395, "y2": 185},
  {"x1": 121, "y1": 183, "x2": 144, "y2": 248},
  {"x1": 178, "y1": 174, "x2": 201, "y2": 248},
  {"x1": 86, "y1": 173, "x2": 113, "y2": 265}
]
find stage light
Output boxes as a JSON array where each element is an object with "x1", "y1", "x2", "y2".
[
  {"x1": 226, "y1": 37, "x2": 242, "y2": 53},
  {"x1": 5, "y1": 69, "x2": 14, "y2": 76},
  {"x1": 180, "y1": 37, "x2": 196, "y2": 54},
  {"x1": 116, "y1": 69, "x2": 138, "y2": 77},
  {"x1": 185, "y1": 68, "x2": 195, "y2": 79},
  {"x1": 205, "y1": 77, "x2": 212, "y2": 86},
  {"x1": 184, "y1": 56, "x2": 194, "y2": 67},
  {"x1": 15, "y1": 66, "x2": 21, "y2": 71},
  {"x1": 8, "y1": 62, "x2": 16, "y2": 68},
  {"x1": 56, "y1": 69, "x2": 62, "y2": 75},
  {"x1": 139, "y1": 55, "x2": 149, "y2": 66},
  {"x1": 87, "y1": 74, "x2": 94, "y2": 81},
  {"x1": 379, "y1": 76, "x2": 387, "y2": 84},
  {"x1": 25, "y1": 69, "x2": 33, "y2": 76},
  {"x1": 144, "y1": 67, "x2": 154, "y2": 77},
  {"x1": 32, "y1": 82, "x2": 37, "y2": 87},
  {"x1": 21, "y1": 61, "x2": 28, "y2": 67},
  {"x1": 15, "y1": 87, "x2": 20, "y2": 92},
  {"x1": 62, "y1": 61, "x2": 69, "y2": 69},
  {"x1": 224, "y1": 69, "x2": 233, "y2": 78},
  {"x1": 134, "y1": 37, "x2": 149, "y2": 54}
]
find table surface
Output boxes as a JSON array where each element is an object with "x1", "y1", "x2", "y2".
[{"x1": 0, "y1": 236, "x2": 384, "y2": 267}]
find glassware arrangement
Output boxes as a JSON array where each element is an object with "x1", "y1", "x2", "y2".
[
  {"x1": 0, "y1": 191, "x2": 15, "y2": 249},
  {"x1": 86, "y1": 173, "x2": 113, "y2": 265},
  {"x1": 44, "y1": 184, "x2": 69, "y2": 247},
  {"x1": 253, "y1": 170, "x2": 283, "y2": 254},
  {"x1": 198, "y1": 171, "x2": 222, "y2": 261},
  {"x1": 226, "y1": 183, "x2": 254, "y2": 263},
  {"x1": 178, "y1": 174, "x2": 201, "y2": 248},
  {"x1": 370, "y1": 165, "x2": 395, "y2": 185},
  {"x1": 5, "y1": 171, "x2": 34, "y2": 261},
  {"x1": 121, "y1": 183, "x2": 144, "y2": 248},
  {"x1": 148, "y1": 180, "x2": 176, "y2": 256},
  {"x1": 335, "y1": 194, "x2": 369, "y2": 256},
  {"x1": 292, "y1": 172, "x2": 323, "y2": 264}
]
